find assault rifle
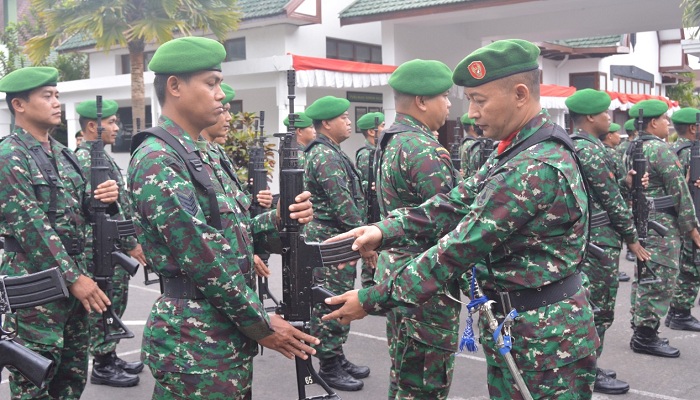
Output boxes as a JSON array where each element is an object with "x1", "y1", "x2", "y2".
[
  {"x1": 274, "y1": 70, "x2": 360, "y2": 400},
  {"x1": 477, "y1": 137, "x2": 495, "y2": 170},
  {"x1": 451, "y1": 118, "x2": 462, "y2": 171},
  {"x1": 365, "y1": 116, "x2": 381, "y2": 224},
  {"x1": 0, "y1": 268, "x2": 68, "y2": 388},
  {"x1": 249, "y1": 111, "x2": 280, "y2": 311},
  {"x1": 631, "y1": 109, "x2": 664, "y2": 284},
  {"x1": 90, "y1": 95, "x2": 140, "y2": 341},
  {"x1": 692, "y1": 113, "x2": 700, "y2": 265}
]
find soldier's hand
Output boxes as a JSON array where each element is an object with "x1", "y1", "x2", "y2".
[
  {"x1": 253, "y1": 255, "x2": 271, "y2": 277},
  {"x1": 690, "y1": 229, "x2": 700, "y2": 250},
  {"x1": 325, "y1": 225, "x2": 383, "y2": 258},
  {"x1": 322, "y1": 289, "x2": 367, "y2": 325},
  {"x1": 127, "y1": 244, "x2": 148, "y2": 266},
  {"x1": 625, "y1": 170, "x2": 649, "y2": 190},
  {"x1": 278, "y1": 191, "x2": 313, "y2": 224},
  {"x1": 627, "y1": 241, "x2": 650, "y2": 262},
  {"x1": 257, "y1": 190, "x2": 273, "y2": 209},
  {"x1": 69, "y1": 275, "x2": 110, "y2": 313},
  {"x1": 362, "y1": 251, "x2": 378, "y2": 269},
  {"x1": 257, "y1": 314, "x2": 320, "y2": 360},
  {"x1": 93, "y1": 179, "x2": 119, "y2": 204}
]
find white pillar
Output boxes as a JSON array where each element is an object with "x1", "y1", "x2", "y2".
[{"x1": 65, "y1": 101, "x2": 78, "y2": 149}]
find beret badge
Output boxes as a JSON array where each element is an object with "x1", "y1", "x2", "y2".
[{"x1": 468, "y1": 61, "x2": 486, "y2": 80}]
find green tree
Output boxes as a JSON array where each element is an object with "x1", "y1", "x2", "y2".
[
  {"x1": 24, "y1": 0, "x2": 241, "y2": 133},
  {"x1": 665, "y1": 72, "x2": 700, "y2": 108},
  {"x1": 223, "y1": 111, "x2": 276, "y2": 183},
  {"x1": 684, "y1": 0, "x2": 700, "y2": 37}
]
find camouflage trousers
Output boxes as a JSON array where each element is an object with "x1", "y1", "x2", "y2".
[
  {"x1": 486, "y1": 353, "x2": 596, "y2": 400},
  {"x1": 151, "y1": 368, "x2": 252, "y2": 399},
  {"x1": 580, "y1": 245, "x2": 620, "y2": 355},
  {"x1": 310, "y1": 261, "x2": 357, "y2": 359},
  {"x1": 385, "y1": 311, "x2": 455, "y2": 400},
  {"x1": 5, "y1": 297, "x2": 89, "y2": 400},
  {"x1": 630, "y1": 232, "x2": 680, "y2": 329},
  {"x1": 670, "y1": 237, "x2": 700, "y2": 310},
  {"x1": 89, "y1": 267, "x2": 130, "y2": 356}
]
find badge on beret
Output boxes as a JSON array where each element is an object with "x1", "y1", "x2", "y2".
[{"x1": 469, "y1": 61, "x2": 486, "y2": 80}]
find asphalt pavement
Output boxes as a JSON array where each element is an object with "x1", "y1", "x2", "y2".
[{"x1": 2, "y1": 251, "x2": 699, "y2": 399}]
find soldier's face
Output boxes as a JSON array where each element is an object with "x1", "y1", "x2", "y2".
[
  {"x1": 324, "y1": 112, "x2": 352, "y2": 143},
  {"x1": 296, "y1": 126, "x2": 316, "y2": 147},
  {"x1": 423, "y1": 91, "x2": 451, "y2": 131},
  {"x1": 648, "y1": 115, "x2": 670, "y2": 140},
  {"x1": 591, "y1": 111, "x2": 611, "y2": 136},
  {"x1": 464, "y1": 80, "x2": 521, "y2": 140},
  {"x1": 608, "y1": 131, "x2": 621, "y2": 146},
  {"x1": 204, "y1": 103, "x2": 232, "y2": 140},
  {"x1": 100, "y1": 115, "x2": 119, "y2": 145},
  {"x1": 18, "y1": 86, "x2": 62, "y2": 128},
  {"x1": 178, "y1": 71, "x2": 225, "y2": 130}
]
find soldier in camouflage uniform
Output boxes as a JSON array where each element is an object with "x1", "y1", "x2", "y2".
[
  {"x1": 284, "y1": 111, "x2": 315, "y2": 170},
  {"x1": 374, "y1": 59, "x2": 462, "y2": 399},
  {"x1": 127, "y1": 37, "x2": 318, "y2": 399},
  {"x1": 74, "y1": 99, "x2": 146, "y2": 388},
  {"x1": 458, "y1": 113, "x2": 478, "y2": 178},
  {"x1": 303, "y1": 95, "x2": 369, "y2": 391},
  {"x1": 0, "y1": 66, "x2": 119, "y2": 399},
  {"x1": 325, "y1": 39, "x2": 599, "y2": 400},
  {"x1": 460, "y1": 114, "x2": 495, "y2": 180},
  {"x1": 565, "y1": 89, "x2": 651, "y2": 395},
  {"x1": 665, "y1": 107, "x2": 700, "y2": 331},
  {"x1": 623, "y1": 100, "x2": 700, "y2": 358},
  {"x1": 619, "y1": 119, "x2": 639, "y2": 263}
]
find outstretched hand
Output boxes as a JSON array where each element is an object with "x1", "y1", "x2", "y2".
[
  {"x1": 321, "y1": 289, "x2": 368, "y2": 325},
  {"x1": 325, "y1": 225, "x2": 383, "y2": 259}
]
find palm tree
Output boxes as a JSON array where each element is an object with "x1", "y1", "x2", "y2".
[
  {"x1": 24, "y1": 0, "x2": 241, "y2": 133},
  {"x1": 684, "y1": 0, "x2": 700, "y2": 37}
]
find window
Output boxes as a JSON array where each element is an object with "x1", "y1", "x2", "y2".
[
  {"x1": 121, "y1": 51, "x2": 155, "y2": 74},
  {"x1": 611, "y1": 76, "x2": 653, "y2": 95},
  {"x1": 327, "y1": 38, "x2": 382, "y2": 64},
  {"x1": 570, "y1": 72, "x2": 605, "y2": 90},
  {"x1": 224, "y1": 38, "x2": 246, "y2": 62}
]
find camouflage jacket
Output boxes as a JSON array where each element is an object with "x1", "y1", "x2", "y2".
[
  {"x1": 375, "y1": 113, "x2": 462, "y2": 348},
  {"x1": 671, "y1": 136, "x2": 692, "y2": 175},
  {"x1": 572, "y1": 130, "x2": 637, "y2": 248},
  {"x1": 461, "y1": 138, "x2": 496, "y2": 180},
  {"x1": 128, "y1": 116, "x2": 280, "y2": 374},
  {"x1": 359, "y1": 110, "x2": 597, "y2": 371},
  {"x1": 75, "y1": 141, "x2": 138, "y2": 252},
  {"x1": 0, "y1": 128, "x2": 88, "y2": 284},
  {"x1": 303, "y1": 133, "x2": 365, "y2": 236},
  {"x1": 623, "y1": 133, "x2": 697, "y2": 238},
  {"x1": 459, "y1": 136, "x2": 477, "y2": 178},
  {"x1": 355, "y1": 138, "x2": 375, "y2": 189}
]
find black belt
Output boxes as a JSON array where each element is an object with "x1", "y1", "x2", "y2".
[
  {"x1": 3, "y1": 235, "x2": 84, "y2": 256},
  {"x1": 160, "y1": 275, "x2": 205, "y2": 300},
  {"x1": 483, "y1": 273, "x2": 582, "y2": 313},
  {"x1": 649, "y1": 195, "x2": 676, "y2": 215},
  {"x1": 590, "y1": 211, "x2": 611, "y2": 229}
]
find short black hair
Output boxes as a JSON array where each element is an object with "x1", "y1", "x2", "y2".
[
  {"x1": 5, "y1": 91, "x2": 31, "y2": 116},
  {"x1": 78, "y1": 116, "x2": 93, "y2": 131},
  {"x1": 153, "y1": 73, "x2": 194, "y2": 106},
  {"x1": 674, "y1": 123, "x2": 691, "y2": 136}
]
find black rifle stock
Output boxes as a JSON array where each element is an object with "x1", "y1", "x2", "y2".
[
  {"x1": 692, "y1": 113, "x2": 700, "y2": 265},
  {"x1": 249, "y1": 111, "x2": 280, "y2": 311},
  {"x1": 90, "y1": 95, "x2": 139, "y2": 341},
  {"x1": 274, "y1": 70, "x2": 359, "y2": 400},
  {"x1": 451, "y1": 118, "x2": 462, "y2": 171},
  {"x1": 631, "y1": 109, "x2": 663, "y2": 284},
  {"x1": 365, "y1": 117, "x2": 380, "y2": 224},
  {"x1": 0, "y1": 268, "x2": 69, "y2": 388}
]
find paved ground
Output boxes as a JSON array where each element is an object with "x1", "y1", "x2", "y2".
[{"x1": 2, "y1": 251, "x2": 699, "y2": 399}]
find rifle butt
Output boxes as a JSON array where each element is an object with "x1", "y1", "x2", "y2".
[{"x1": 0, "y1": 339, "x2": 53, "y2": 389}]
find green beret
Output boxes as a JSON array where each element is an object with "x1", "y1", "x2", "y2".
[
  {"x1": 671, "y1": 107, "x2": 700, "y2": 125},
  {"x1": 453, "y1": 39, "x2": 540, "y2": 88},
  {"x1": 629, "y1": 99, "x2": 668, "y2": 118},
  {"x1": 460, "y1": 113, "x2": 475, "y2": 126},
  {"x1": 76, "y1": 99, "x2": 119, "y2": 119},
  {"x1": 624, "y1": 119, "x2": 636, "y2": 132},
  {"x1": 284, "y1": 112, "x2": 313, "y2": 128},
  {"x1": 221, "y1": 83, "x2": 236, "y2": 105},
  {"x1": 389, "y1": 59, "x2": 453, "y2": 96},
  {"x1": 356, "y1": 112, "x2": 385, "y2": 130},
  {"x1": 0, "y1": 66, "x2": 58, "y2": 93},
  {"x1": 608, "y1": 123, "x2": 621, "y2": 133},
  {"x1": 565, "y1": 89, "x2": 611, "y2": 115},
  {"x1": 149, "y1": 36, "x2": 226, "y2": 74},
  {"x1": 305, "y1": 96, "x2": 350, "y2": 120}
]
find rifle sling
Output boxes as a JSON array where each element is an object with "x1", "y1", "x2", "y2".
[{"x1": 134, "y1": 127, "x2": 224, "y2": 230}]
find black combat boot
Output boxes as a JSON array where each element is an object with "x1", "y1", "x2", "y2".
[
  {"x1": 618, "y1": 271, "x2": 630, "y2": 282},
  {"x1": 318, "y1": 356, "x2": 364, "y2": 391},
  {"x1": 666, "y1": 308, "x2": 700, "y2": 331},
  {"x1": 630, "y1": 326, "x2": 680, "y2": 358},
  {"x1": 625, "y1": 250, "x2": 636, "y2": 262},
  {"x1": 598, "y1": 368, "x2": 616, "y2": 379},
  {"x1": 91, "y1": 353, "x2": 140, "y2": 387},
  {"x1": 593, "y1": 368, "x2": 629, "y2": 394},
  {"x1": 338, "y1": 353, "x2": 370, "y2": 379},
  {"x1": 110, "y1": 351, "x2": 145, "y2": 374}
]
